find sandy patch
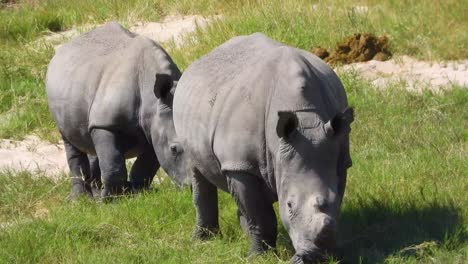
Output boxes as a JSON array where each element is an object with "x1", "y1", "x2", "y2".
[
  {"x1": 338, "y1": 56, "x2": 468, "y2": 92},
  {"x1": 0, "y1": 135, "x2": 67, "y2": 177},
  {"x1": 38, "y1": 15, "x2": 219, "y2": 49},
  {"x1": 130, "y1": 15, "x2": 220, "y2": 46}
]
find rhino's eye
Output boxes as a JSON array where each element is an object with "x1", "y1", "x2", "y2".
[
  {"x1": 315, "y1": 196, "x2": 328, "y2": 211},
  {"x1": 287, "y1": 201, "x2": 295, "y2": 215}
]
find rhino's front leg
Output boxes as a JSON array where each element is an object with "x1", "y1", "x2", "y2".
[
  {"x1": 91, "y1": 129, "x2": 129, "y2": 199},
  {"x1": 129, "y1": 147, "x2": 159, "y2": 192},
  {"x1": 87, "y1": 154, "x2": 102, "y2": 199},
  {"x1": 192, "y1": 168, "x2": 219, "y2": 240},
  {"x1": 63, "y1": 138, "x2": 93, "y2": 200},
  {"x1": 226, "y1": 171, "x2": 277, "y2": 255}
]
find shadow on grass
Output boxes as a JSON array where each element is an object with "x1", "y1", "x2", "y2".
[
  {"x1": 274, "y1": 200, "x2": 465, "y2": 263},
  {"x1": 337, "y1": 200, "x2": 466, "y2": 263}
]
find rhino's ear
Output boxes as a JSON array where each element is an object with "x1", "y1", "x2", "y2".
[
  {"x1": 324, "y1": 107, "x2": 354, "y2": 137},
  {"x1": 154, "y1": 73, "x2": 173, "y2": 99},
  {"x1": 277, "y1": 111, "x2": 298, "y2": 138}
]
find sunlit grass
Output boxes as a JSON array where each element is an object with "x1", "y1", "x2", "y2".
[
  {"x1": 0, "y1": 1, "x2": 466, "y2": 262},
  {"x1": 1, "y1": 79, "x2": 466, "y2": 263}
]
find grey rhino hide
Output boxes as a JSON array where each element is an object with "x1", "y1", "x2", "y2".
[
  {"x1": 46, "y1": 22, "x2": 189, "y2": 198},
  {"x1": 173, "y1": 33, "x2": 353, "y2": 263}
]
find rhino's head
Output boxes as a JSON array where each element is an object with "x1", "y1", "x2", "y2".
[
  {"x1": 275, "y1": 108, "x2": 353, "y2": 263},
  {"x1": 150, "y1": 73, "x2": 189, "y2": 186}
]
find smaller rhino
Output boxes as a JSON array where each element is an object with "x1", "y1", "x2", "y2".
[{"x1": 46, "y1": 22, "x2": 189, "y2": 199}]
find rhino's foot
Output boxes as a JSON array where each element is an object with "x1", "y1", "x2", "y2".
[
  {"x1": 192, "y1": 225, "x2": 220, "y2": 240},
  {"x1": 90, "y1": 185, "x2": 102, "y2": 199},
  {"x1": 247, "y1": 240, "x2": 275, "y2": 256},
  {"x1": 290, "y1": 252, "x2": 327, "y2": 264},
  {"x1": 100, "y1": 181, "x2": 133, "y2": 201},
  {"x1": 67, "y1": 177, "x2": 93, "y2": 201}
]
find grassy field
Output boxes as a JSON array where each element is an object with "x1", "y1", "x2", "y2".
[
  {"x1": 0, "y1": 0, "x2": 467, "y2": 263},
  {"x1": 1, "y1": 77, "x2": 467, "y2": 263}
]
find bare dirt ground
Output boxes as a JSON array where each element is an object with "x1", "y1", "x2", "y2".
[
  {"x1": 338, "y1": 56, "x2": 468, "y2": 92},
  {"x1": 129, "y1": 15, "x2": 220, "y2": 46},
  {"x1": 0, "y1": 136, "x2": 67, "y2": 177},
  {"x1": 3, "y1": 15, "x2": 468, "y2": 176},
  {"x1": 40, "y1": 15, "x2": 219, "y2": 48}
]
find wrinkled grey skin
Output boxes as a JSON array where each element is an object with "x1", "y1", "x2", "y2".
[
  {"x1": 46, "y1": 22, "x2": 189, "y2": 199},
  {"x1": 173, "y1": 33, "x2": 353, "y2": 263}
]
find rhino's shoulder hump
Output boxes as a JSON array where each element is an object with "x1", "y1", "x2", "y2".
[
  {"x1": 184, "y1": 33, "x2": 284, "y2": 82},
  {"x1": 53, "y1": 22, "x2": 160, "y2": 69},
  {"x1": 59, "y1": 22, "x2": 135, "y2": 52}
]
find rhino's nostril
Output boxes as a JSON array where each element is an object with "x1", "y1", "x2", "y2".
[
  {"x1": 170, "y1": 145, "x2": 177, "y2": 152},
  {"x1": 170, "y1": 144, "x2": 183, "y2": 155}
]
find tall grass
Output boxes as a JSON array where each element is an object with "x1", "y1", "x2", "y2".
[
  {"x1": 169, "y1": 0, "x2": 468, "y2": 71},
  {"x1": 0, "y1": 0, "x2": 467, "y2": 139}
]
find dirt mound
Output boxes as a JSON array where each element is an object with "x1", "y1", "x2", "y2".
[{"x1": 312, "y1": 33, "x2": 392, "y2": 64}]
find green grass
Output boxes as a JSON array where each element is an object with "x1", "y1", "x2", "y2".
[
  {"x1": 1, "y1": 0, "x2": 467, "y2": 58},
  {"x1": 0, "y1": 43, "x2": 57, "y2": 141},
  {"x1": 0, "y1": 1, "x2": 467, "y2": 262},
  {"x1": 0, "y1": 0, "x2": 236, "y2": 43},
  {"x1": 1, "y1": 78, "x2": 467, "y2": 263}
]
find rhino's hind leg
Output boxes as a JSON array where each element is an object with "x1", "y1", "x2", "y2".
[
  {"x1": 226, "y1": 171, "x2": 277, "y2": 256},
  {"x1": 91, "y1": 129, "x2": 129, "y2": 199},
  {"x1": 87, "y1": 154, "x2": 102, "y2": 198},
  {"x1": 63, "y1": 138, "x2": 93, "y2": 200},
  {"x1": 192, "y1": 169, "x2": 219, "y2": 240},
  {"x1": 129, "y1": 148, "x2": 159, "y2": 192}
]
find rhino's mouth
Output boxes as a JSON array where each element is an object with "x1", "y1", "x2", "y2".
[{"x1": 290, "y1": 250, "x2": 326, "y2": 264}]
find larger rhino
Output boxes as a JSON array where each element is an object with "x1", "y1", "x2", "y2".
[
  {"x1": 173, "y1": 33, "x2": 354, "y2": 263},
  {"x1": 46, "y1": 22, "x2": 189, "y2": 199}
]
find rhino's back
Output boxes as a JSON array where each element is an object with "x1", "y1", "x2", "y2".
[
  {"x1": 175, "y1": 33, "x2": 283, "y2": 128},
  {"x1": 46, "y1": 22, "x2": 156, "y2": 153},
  {"x1": 174, "y1": 33, "x2": 348, "y2": 191},
  {"x1": 174, "y1": 34, "x2": 285, "y2": 188}
]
